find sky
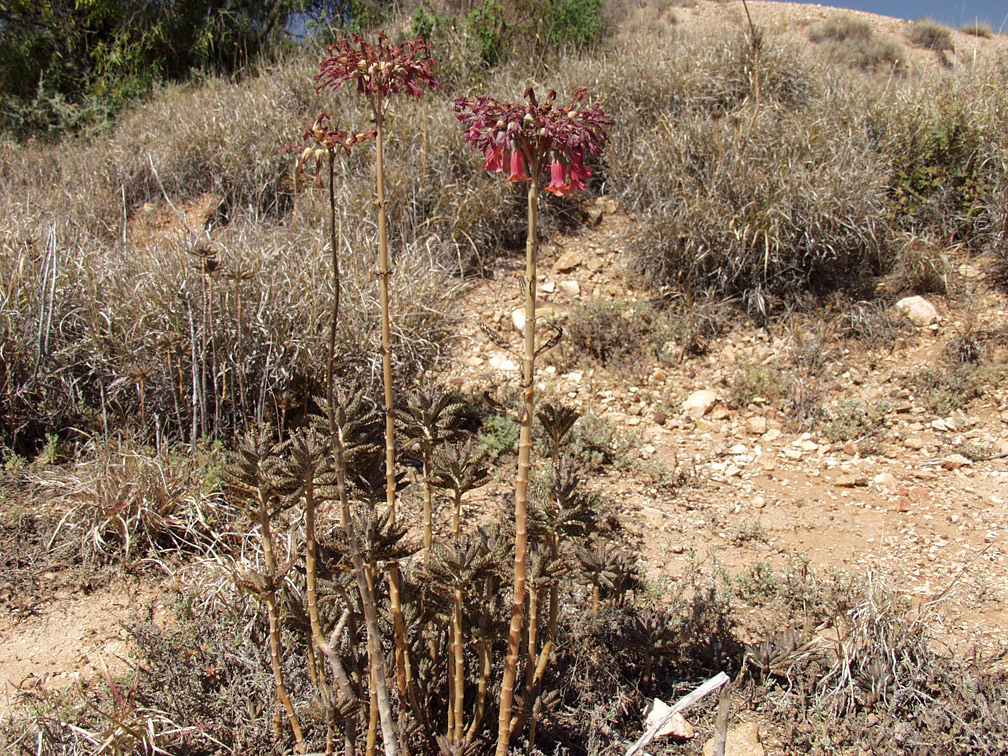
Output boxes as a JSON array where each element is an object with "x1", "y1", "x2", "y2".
[{"x1": 780, "y1": 0, "x2": 1008, "y2": 30}]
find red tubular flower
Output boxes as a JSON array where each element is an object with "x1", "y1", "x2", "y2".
[
  {"x1": 503, "y1": 149, "x2": 530, "y2": 182},
  {"x1": 484, "y1": 144, "x2": 505, "y2": 172},
  {"x1": 452, "y1": 87, "x2": 611, "y2": 193},
  {"x1": 315, "y1": 32, "x2": 441, "y2": 110},
  {"x1": 546, "y1": 158, "x2": 574, "y2": 196}
]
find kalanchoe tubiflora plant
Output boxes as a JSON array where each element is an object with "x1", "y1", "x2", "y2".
[
  {"x1": 315, "y1": 33, "x2": 442, "y2": 524},
  {"x1": 453, "y1": 86, "x2": 611, "y2": 756},
  {"x1": 315, "y1": 36, "x2": 441, "y2": 712}
]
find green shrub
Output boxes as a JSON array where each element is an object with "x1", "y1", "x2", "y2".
[
  {"x1": 908, "y1": 19, "x2": 955, "y2": 52},
  {"x1": 903, "y1": 365, "x2": 986, "y2": 414},
  {"x1": 550, "y1": 0, "x2": 606, "y2": 48},
  {"x1": 959, "y1": 22, "x2": 992, "y2": 38},
  {"x1": 467, "y1": 0, "x2": 510, "y2": 67},
  {"x1": 730, "y1": 364, "x2": 792, "y2": 408},
  {"x1": 876, "y1": 80, "x2": 1000, "y2": 245},
  {"x1": 822, "y1": 399, "x2": 892, "y2": 443},
  {"x1": 562, "y1": 300, "x2": 668, "y2": 372},
  {"x1": 809, "y1": 17, "x2": 873, "y2": 44}
]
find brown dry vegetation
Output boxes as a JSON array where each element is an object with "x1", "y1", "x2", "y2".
[{"x1": 2, "y1": 2, "x2": 1008, "y2": 755}]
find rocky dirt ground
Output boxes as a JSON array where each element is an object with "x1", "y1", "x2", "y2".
[
  {"x1": 435, "y1": 201, "x2": 1008, "y2": 662},
  {"x1": 3, "y1": 4, "x2": 1008, "y2": 747}
]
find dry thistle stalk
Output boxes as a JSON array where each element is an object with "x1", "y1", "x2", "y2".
[{"x1": 453, "y1": 86, "x2": 611, "y2": 756}]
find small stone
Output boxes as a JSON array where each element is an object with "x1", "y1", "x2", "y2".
[
  {"x1": 724, "y1": 465, "x2": 742, "y2": 478},
  {"x1": 711, "y1": 406, "x2": 732, "y2": 421},
  {"x1": 585, "y1": 205, "x2": 604, "y2": 226},
  {"x1": 873, "y1": 472, "x2": 899, "y2": 490},
  {"x1": 746, "y1": 416, "x2": 767, "y2": 435},
  {"x1": 940, "y1": 454, "x2": 972, "y2": 470},
  {"x1": 540, "y1": 280, "x2": 556, "y2": 294},
  {"x1": 895, "y1": 296, "x2": 938, "y2": 327},
  {"x1": 908, "y1": 486, "x2": 931, "y2": 505},
  {"x1": 488, "y1": 354, "x2": 517, "y2": 372},
  {"x1": 904, "y1": 436, "x2": 925, "y2": 450},
  {"x1": 842, "y1": 440, "x2": 859, "y2": 457},
  {"x1": 703, "y1": 721, "x2": 764, "y2": 756},
  {"x1": 729, "y1": 444, "x2": 748, "y2": 455},
  {"x1": 564, "y1": 370, "x2": 583, "y2": 384},
  {"x1": 653, "y1": 412, "x2": 668, "y2": 426},
  {"x1": 682, "y1": 390, "x2": 718, "y2": 420},
  {"x1": 644, "y1": 698, "x2": 694, "y2": 741},
  {"x1": 511, "y1": 302, "x2": 570, "y2": 333},
  {"x1": 836, "y1": 474, "x2": 868, "y2": 488},
  {"x1": 552, "y1": 250, "x2": 582, "y2": 273},
  {"x1": 586, "y1": 255, "x2": 604, "y2": 273},
  {"x1": 641, "y1": 444, "x2": 656, "y2": 459},
  {"x1": 557, "y1": 279, "x2": 580, "y2": 297},
  {"x1": 464, "y1": 355, "x2": 484, "y2": 367}
]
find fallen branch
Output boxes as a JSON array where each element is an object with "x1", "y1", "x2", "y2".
[{"x1": 624, "y1": 672, "x2": 730, "y2": 756}]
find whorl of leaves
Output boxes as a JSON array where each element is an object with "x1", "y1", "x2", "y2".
[
  {"x1": 399, "y1": 385, "x2": 464, "y2": 449},
  {"x1": 430, "y1": 437, "x2": 491, "y2": 496}
]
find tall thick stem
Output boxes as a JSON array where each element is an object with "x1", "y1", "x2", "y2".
[
  {"x1": 259, "y1": 491, "x2": 305, "y2": 753},
  {"x1": 375, "y1": 109, "x2": 396, "y2": 521},
  {"x1": 422, "y1": 448, "x2": 433, "y2": 556},
  {"x1": 495, "y1": 162, "x2": 539, "y2": 756},
  {"x1": 452, "y1": 587, "x2": 465, "y2": 742},
  {"x1": 326, "y1": 153, "x2": 398, "y2": 756},
  {"x1": 374, "y1": 101, "x2": 410, "y2": 712}
]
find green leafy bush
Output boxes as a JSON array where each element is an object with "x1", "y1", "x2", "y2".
[{"x1": 549, "y1": 0, "x2": 606, "y2": 48}]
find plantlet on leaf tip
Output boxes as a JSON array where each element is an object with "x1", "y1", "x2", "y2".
[{"x1": 454, "y1": 84, "x2": 610, "y2": 756}]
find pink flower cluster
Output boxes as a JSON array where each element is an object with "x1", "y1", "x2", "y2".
[
  {"x1": 316, "y1": 32, "x2": 441, "y2": 104},
  {"x1": 452, "y1": 87, "x2": 611, "y2": 196}
]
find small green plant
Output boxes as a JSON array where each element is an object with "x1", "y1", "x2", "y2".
[
  {"x1": 735, "y1": 561, "x2": 778, "y2": 603},
  {"x1": 730, "y1": 363, "x2": 792, "y2": 408},
  {"x1": 467, "y1": 0, "x2": 509, "y2": 67},
  {"x1": 822, "y1": 399, "x2": 892, "y2": 443},
  {"x1": 412, "y1": 3, "x2": 451, "y2": 40},
  {"x1": 562, "y1": 300, "x2": 668, "y2": 373},
  {"x1": 479, "y1": 412, "x2": 520, "y2": 459},
  {"x1": 904, "y1": 364, "x2": 985, "y2": 414},
  {"x1": 731, "y1": 518, "x2": 768, "y2": 546}
]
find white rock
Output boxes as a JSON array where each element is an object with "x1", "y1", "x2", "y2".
[
  {"x1": 540, "y1": 280, "x2": 556, "y2": 294},
  {"x1": 729, "y1": 444, "x2": 748, "y2": 455},
  {"x1": 746, "y1": 416, "x2": 767, "y2": 435},
  {"x1": 644, "y1": 698, "x2": 695, "y2": 741},
  {"x1": 511, "y1": 302, "x2": 570, "y2": 333},
  {"x1": 895, "y1": 296, "x2": 939, "y2": 327},
  {"x1": 557, "y1": 279, "x2": 580, "y2": 297},
  {"x1": 488, "y1": 354, "x2": 517, "y2": 372},
  {"x1": 682, "y1": 389, "x2": 717, "y2": 420}
]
